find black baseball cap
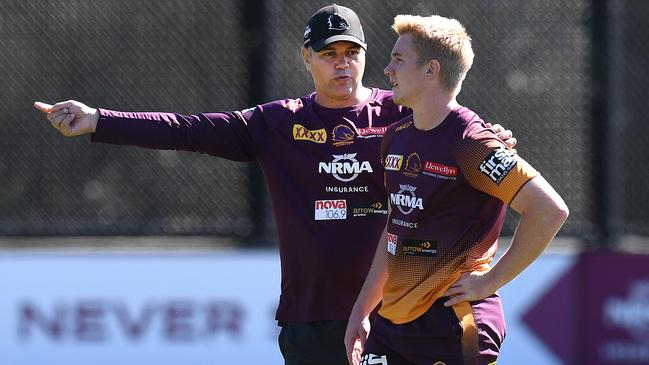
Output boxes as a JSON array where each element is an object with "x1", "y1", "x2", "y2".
[{"x1": 303, "y1": 4, "x2": 367, "y2": 52}]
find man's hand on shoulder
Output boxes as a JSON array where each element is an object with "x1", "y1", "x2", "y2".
[{"x1": 486, "y1": 122, "x2": 517, "y2": 152}]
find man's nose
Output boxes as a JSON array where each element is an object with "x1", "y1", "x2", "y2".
[
  {"x1": 384, "y1": 63, "x2": 393, "y2": 76},
  {"x1": 336, "y1": 54, "x2": 350, "y2": 68}
]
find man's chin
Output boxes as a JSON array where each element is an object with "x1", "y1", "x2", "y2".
[
  {"x1": 393, "y1": 94, "x2": 408, "y2": 107},
  {"x1": 331, "y1": 87, "x2": 356, "y2": 98}
]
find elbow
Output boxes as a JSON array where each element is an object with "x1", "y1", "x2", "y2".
[
  {"x1": 533, "y1": 193, "x2": 569, "y2": 230},
  {"x1": 551, "y1": 197, "x2": 570, "y2": 227}
]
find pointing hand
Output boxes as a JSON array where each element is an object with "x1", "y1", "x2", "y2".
[{"x1": 34, "y1": 100, "x2": 99, "y2": 137}]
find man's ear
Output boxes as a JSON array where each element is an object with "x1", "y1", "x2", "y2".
[
  {"x1": 425, "y1": 59, "x2": 441, "y2": 78},
  {"x1": 301, "y1": 47, "x2": 311, "y2": 71}
]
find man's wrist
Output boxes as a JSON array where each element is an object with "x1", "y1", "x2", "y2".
[{"x1": 90, "y1": 108, "x2": 99, "y2": 133}]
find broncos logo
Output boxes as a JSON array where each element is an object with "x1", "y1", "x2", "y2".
[
  {"x1": 328, "y1": 13, "x2": 349, "y2": 31},
  {"x1": 332, "y1": 124, "x2": 355, "y2": 146},
  {"x1": 404, "y1": 152, "x2": 422, "y2": 177}
]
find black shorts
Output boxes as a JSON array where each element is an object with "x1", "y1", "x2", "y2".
[{"x1": 278, "y1": 320, "x2": 348, "y2": 365}]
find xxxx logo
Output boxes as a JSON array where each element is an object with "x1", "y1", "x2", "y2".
[
  {"x1": 384, "y1": 154, "x2": 403, "y2": 171},
  {"x1": 293, "y1": 124, "x2": 327, "y2": 144}
]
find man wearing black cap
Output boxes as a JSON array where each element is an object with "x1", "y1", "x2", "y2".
[{"x1": 34, "y1": 4, "x2": 515, "y2": 364}]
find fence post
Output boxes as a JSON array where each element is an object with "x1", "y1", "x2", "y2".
[
  {"x1": 241, "y1": 0, "x2": 270, "y2": 245},
  {"x1": 591, "y1": 0, "x2": 625, "y2": 249}
]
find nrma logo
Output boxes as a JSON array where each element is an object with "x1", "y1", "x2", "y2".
[
  {"x1": 390, "y1": 184, "x2": 423, "y2": 215},
  {"x1": 318, "y1": 153, "x2": 373, "y2": 182}
]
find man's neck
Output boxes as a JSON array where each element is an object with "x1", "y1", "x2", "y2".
[
  {"x1": 411, "y1": 90, "x2": 458, "y2": 131},
  {"x1": 314, "y1": 86, "x2": 373, "y2": 108}
]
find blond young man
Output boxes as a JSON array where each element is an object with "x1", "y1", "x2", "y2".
[{"x1": 344, "y1": 15, "x2": 568, "y2": 365}]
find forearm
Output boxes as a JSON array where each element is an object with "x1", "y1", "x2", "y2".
[
  {"x1": 93, "y1": 109, "x2": 212, "y2": 151},
  {"x1": 349, "y1": 226, "x2": 390, "y2": 319},
  {"x1": 488, "y1": 208, "x2": 566, "y2": 291},
  {"x1": 92, "y1": 109, "x2": 255, "y2": 161},
  {"x1": 487, "y1": 176, "x2": 569, "y2": 291}
]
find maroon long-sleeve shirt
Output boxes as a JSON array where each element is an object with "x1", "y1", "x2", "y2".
[{"x1": 92, "y1": 88, "x2": 410, "y2": 321}]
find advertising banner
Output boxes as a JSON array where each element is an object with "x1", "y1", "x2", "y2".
[
  {"x1": 0, "y1": 251, "x2": 282, "y2": 365},
  {"x1": 1, "y1": 249, "x2": 647, "y2": 365}
]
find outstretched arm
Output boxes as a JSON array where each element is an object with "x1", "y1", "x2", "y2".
[
  {"x1": 442, "y1": 175, "x2": 569, "y2": 306},
  {"x1": 34, "y1": 100, "x2": 99, "y2": 137},
  {"x1": 34, "y1": 100, "x2": 258, "y2": 161}
]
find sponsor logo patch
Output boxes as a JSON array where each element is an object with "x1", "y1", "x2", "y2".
[
  {"x1": 293, "y1": 124, "x2": 327, "y2": 143},
  {"x1": 332, "y1": 124, "x2": 356, "y2": 146},
  {"x1": 328, "y1": 13, "x2": 350, "y2": 31},
  {"x1": 386, "y1": 233, "x2": 398, "y2": 255},
  {"x1": 390, "y1": 184, "x2": 423, "y2": 215},
  {"x1": 402, "y1": 239, "x2": 438, "y2": 256},
  {"x1": 314, "y1": 199, "x2": 347, "y2": 220},
  {"x1": 403, "y1": 152, "x2": 421, "y2": 178},
  {"x1": 424, "y1": 161, "x2": 458, "y2": 177},
  {"x1": 318, "y1": 153, "x2": 373, "y2": 182},
  {"x1": 391, "y1": 218, "x2": 419, "y2": 229},
  {"x1": 340, "y1": 117, "x2": 387, "y2": 139},
  {"x1": 357, "y1": 126, "x2": 388, "y2": 137},
  {"x1": 325, "y1": 185, "x2": 369, "y2": 194},
  {"x1": 351, "y1": 201, "x2": 387, "y2": 217},
  {"x1": 395, "y1": 121, "x2": 413, "y2": 132},
  {"x1": 603, "y1": 280, "x2": 649, "y2": 343},
  {"x1": 479, "y1": 147, "x2": 517, "y2": 185},
  {"x1": 384, "y1": 154, "x2": 403, "y2": 171},
  {"x1": 303, "y1": 26, "x2": 311, "y2": 43}
]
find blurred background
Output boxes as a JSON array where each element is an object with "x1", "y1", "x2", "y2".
[{"x1": 0, "y1": 0, "x2": 647, "y2": 364}]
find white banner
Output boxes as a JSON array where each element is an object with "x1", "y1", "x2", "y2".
[
  {"x1": 0, "y1": 251, "x2": 283, "y2": 365},
  {"x1": 0, "y1": 249, "x2": 576, "y2": 365}
]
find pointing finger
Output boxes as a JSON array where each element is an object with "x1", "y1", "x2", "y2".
[{"x1": 34, "y1": 101, "x2": 53, "y2": 113}]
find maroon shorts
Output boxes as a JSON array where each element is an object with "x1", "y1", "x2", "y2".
[{"x1": 361, "y1": 294, "x2": 505, "y2": 365}]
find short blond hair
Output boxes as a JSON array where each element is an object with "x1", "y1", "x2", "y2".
[{"x1": 392, "y1": 14, "x2": 474, "y2": 95}]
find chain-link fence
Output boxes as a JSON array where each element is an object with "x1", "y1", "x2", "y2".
[
  {"x1": 0, "y1": 0, "x2": 254, "y2": 236},
  {"x1": 0, "y1": 0, "x2": 645, "y2": 243},
  {"x1": 265, "y1": 0, "x2": 593, "y2": 237}
]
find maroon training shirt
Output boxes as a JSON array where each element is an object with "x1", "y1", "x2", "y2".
[{"x1": 91, "y1": 88, "x2": 409, "y2": 321}]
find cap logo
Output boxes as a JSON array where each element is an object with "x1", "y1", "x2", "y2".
[
  {"x1": 328, "y1": 13, "x2": 349, "y2": 31},
  {"x1": 303, "y1": 25, "x2": 311, "y2": 42}
]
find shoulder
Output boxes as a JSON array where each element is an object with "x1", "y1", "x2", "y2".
[
  {"x1": 452, "y1": 106, "x2": 500, "y2": 144},
  {"x1": 236, "y1": 96, "x2": 311, "y2": 125},
  {"x1": 381, "y1": 116, "x2": 414, "y2": 155},
  {"x1": 386, "y1": 115, "x2": 414, "y2": 138},
  {"x1": 255, "y1": 96, "x2": 309, "y2": 115}
]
